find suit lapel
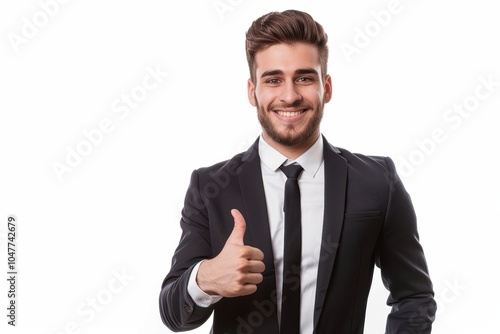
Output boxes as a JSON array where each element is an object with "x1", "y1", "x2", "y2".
[
  {"x1": 313, "y1": 136, "x2": 348, "y2": 328},
  {"x1": 237, "y1": 138, "x2": 277, "y2": 279},
  {"x1": 237, "y1": 138, "x2": 280, "y2": 332}
]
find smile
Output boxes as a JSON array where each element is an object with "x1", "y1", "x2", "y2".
[{"x1": 275, "y1": 109, "x2": 307, "y2": 117}]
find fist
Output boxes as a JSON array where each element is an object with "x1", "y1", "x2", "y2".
[{"x1": 197, "y1": 209, "x2": 265, "y2": 297}]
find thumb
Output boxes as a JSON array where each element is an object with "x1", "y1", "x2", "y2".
[{"x1": 228, "y1": 209, "x2": 246, "y2": 245}]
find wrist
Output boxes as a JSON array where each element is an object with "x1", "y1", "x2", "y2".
[{"x1": 197, "y1": 259, "x2": 218, "y2": 295}]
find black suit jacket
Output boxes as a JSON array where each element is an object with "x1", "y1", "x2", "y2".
[{"x1": 159, "y1": 136, "x2": 436, "y2": 333}]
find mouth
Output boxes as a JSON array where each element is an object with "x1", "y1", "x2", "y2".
[
  {"x1": 273, "y1": 108, "x2": 309, "y2": 119},
  {"x1": 275, "y1": 109, "x2": 307, "y2": 117}
]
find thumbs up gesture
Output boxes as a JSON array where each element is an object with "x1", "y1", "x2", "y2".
[{"x1": 197, "y1": 209, "x2": 265, "y2": 297}]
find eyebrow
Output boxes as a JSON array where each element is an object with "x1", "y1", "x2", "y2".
[{"x1": 260, "y1": 68, "x2": 319, "y2": 79}]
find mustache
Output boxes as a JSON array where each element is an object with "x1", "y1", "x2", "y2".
[{"x1": 268, "y1": 101, "x2": 313, "y2": 111}]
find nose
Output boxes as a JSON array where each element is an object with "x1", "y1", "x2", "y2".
[{"x1": 279, "y1": 81, "x2": 302, "y2": 105}]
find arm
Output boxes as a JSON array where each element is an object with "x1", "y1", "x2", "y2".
[
  {"x1": 159, "y1": 170, "x2": 216, "y2": 331},
  {"x1": 377, "y1": 157, "x2": 437, "y2": 334},
  {"x1": 159, "y1": 170, "x2": 265, "y2": 331}
]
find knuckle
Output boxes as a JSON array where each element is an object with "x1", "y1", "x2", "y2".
[
  {"x1": 236, "y1": 247, "x2": 249, "y2": 258},
  {"x1": 228, "y1": 286, "x2": 241, "y2": 296},
  {"x1": 235, "y1": 259, "x2": 249, "y2": 272},
  {"x1": 234, "y1": 272, "x2": 246, "y2": 283}
]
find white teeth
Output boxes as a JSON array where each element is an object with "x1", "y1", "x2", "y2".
[{"x1": 277, "y1": 110, "x2": 303, "y2": 117}]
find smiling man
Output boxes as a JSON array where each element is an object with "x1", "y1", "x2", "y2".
[{"x1": 159, "y1": 10, "x2": 436, "y2": 334}]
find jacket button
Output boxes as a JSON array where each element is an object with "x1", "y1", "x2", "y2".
[{"x1": 184, "y1": 305, "x2": 193, "y2": 313}]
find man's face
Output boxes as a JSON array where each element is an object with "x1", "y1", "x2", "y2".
[{"x1": 248, "y1": 43, "x2": 332, "y2": 150}]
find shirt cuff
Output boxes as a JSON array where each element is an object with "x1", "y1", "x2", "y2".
[{"x1": 188, "y1": 261, "x2": 223, "y2": 308}]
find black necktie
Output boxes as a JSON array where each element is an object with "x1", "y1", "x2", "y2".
[{"x1": 279, "y1": 163, "x2": 303, "y2": 334}]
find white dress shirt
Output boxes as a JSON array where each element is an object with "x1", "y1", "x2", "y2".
[{"x1": 188, "y1": 135, "x2": 325, "y2": 333}]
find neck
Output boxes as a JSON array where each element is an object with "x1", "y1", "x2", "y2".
[{"x1": 262, "y1": 132, "x2": 320, "y2": 160}]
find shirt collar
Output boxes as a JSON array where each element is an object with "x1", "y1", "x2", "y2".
[{"x1": 258, "y1": 134, "x2": 324, "y2": 178}]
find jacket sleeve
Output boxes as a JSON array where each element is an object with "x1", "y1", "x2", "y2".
[
  {"x1": 159, "y1": 169, "x2": 215, "y2": 331},
  {"x1": 377, "y1": 157, "x2": 437, "y2": 334}
]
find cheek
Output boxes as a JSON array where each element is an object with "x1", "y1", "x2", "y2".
[
  {"x1": 255, "y1": 88, "x2": 275, "y2": 106},
  {"x1": 306, "y1": 87, "x2": 323, "y2": 102}
]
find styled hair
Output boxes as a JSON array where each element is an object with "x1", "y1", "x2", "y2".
[{"x1": 245, "y1": 10, "x2": 329, "y2": 83}]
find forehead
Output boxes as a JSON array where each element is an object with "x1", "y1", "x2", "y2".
[{"x1": 254, "y1": 43, "x2": 321, "y2": 77}]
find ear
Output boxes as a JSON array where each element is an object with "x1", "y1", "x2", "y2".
[
  {"x1": 323, "y1": 74, "x2": 332, "y2": 103},
  {"x1": 247, "y1": 79, "x2": 257, "y2": 106}
]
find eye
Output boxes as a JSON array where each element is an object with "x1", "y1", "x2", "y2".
[
  {"x1": 265, "y1": 78, "x2": 281, "y2": 85},
  {"x1": 296, "y1": 77, "x2": 312, "y2": 83}
]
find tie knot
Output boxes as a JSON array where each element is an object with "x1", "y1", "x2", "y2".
[{"x1": 280, "y1": 163, "x2": 303, "y2": 179}]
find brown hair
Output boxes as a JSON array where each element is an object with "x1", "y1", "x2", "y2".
[{"x1": 245, "y1": 10, "x2": 329, "y2": 83}]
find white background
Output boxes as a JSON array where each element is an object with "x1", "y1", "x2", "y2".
[{"x1": 1, "y1": 0, "x2": 499, "y2": 333}]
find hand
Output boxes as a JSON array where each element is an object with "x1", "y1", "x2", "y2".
[{"x1": 197, "y1": 209, "x2": 265, "y2": 297}]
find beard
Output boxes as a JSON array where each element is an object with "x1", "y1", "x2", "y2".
[{"x1": 256, "y1": 98, "x2": 324, "y2": 147}]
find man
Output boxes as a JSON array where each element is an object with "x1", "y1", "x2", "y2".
[{"x1": 159, "y1": 10, "x2": 436, "y2": 334}]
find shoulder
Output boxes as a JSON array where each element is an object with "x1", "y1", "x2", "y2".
[
  {"x1": 326, "y1": 141, "x2": 394, "y2": 173},
  {"x1": 324, "y1": 141, "x2": 400, "y2": 193},
  {"x1": 196, "y1": 153, "x2": 244, "y2": 176},
  {"x1": 194, "y1": 139, "x2": 260, "y2": 179}
]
